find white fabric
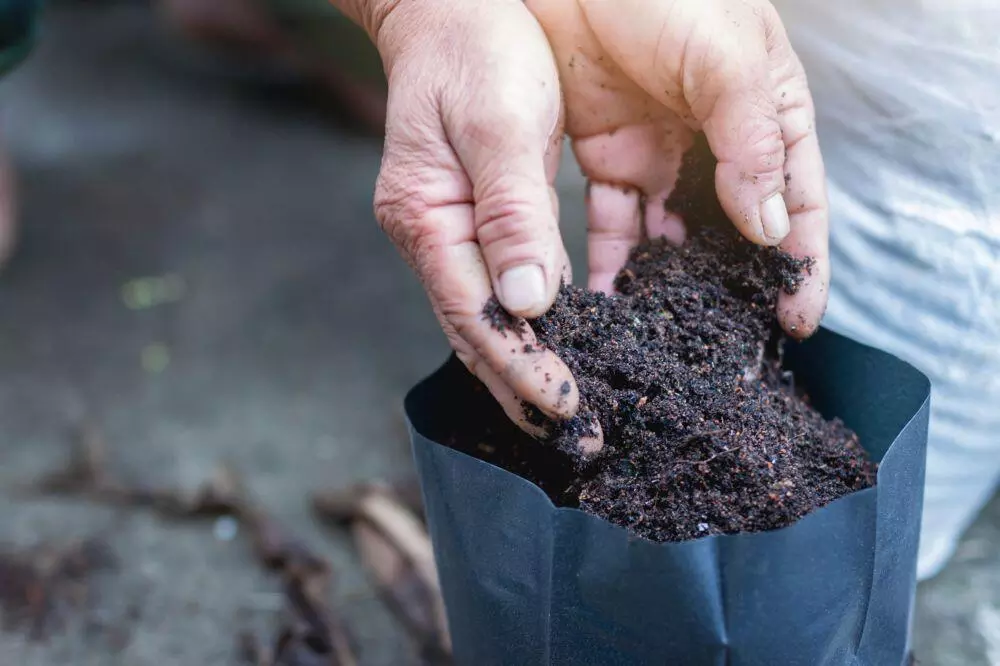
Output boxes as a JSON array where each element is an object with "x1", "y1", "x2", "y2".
[{"x1": 775, "y1": 0, "x2": 1000, "y2": 580}]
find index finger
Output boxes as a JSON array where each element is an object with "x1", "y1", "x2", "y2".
[{"x1": 407, "y1": 206, "x2": 583, "y2": 422}]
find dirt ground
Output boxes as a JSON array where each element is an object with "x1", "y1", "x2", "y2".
[{"x1": 0, "y1": 2, "x2": 996, "y2": 664}]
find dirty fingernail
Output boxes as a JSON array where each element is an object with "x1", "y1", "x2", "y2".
[
  {"x1": 760, "y1": 193, "x2": 790, "y2": 243},
  {"x1": 499, "y1": 264, "x2": 547, "y2": 314}
]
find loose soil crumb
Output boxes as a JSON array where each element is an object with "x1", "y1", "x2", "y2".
[
  {"x1": 452, "y1": 137, "x2": 875, "y2": 542},
  {"x1": 482, "y1": 297, "x2": 526, "y2": 339},
  {"x1": 0, "y1": 538, "x2": 117, "y2": 641},
  {"x1": 528, "y1": 229, "x2": 873, "y2": 541}
]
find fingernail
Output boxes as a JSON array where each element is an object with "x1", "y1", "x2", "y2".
[
  {"x1": 499, "y1": 264, "x2": 547, "y2": 314},
  {"x1": 760, "y1": 193, "x2": 790, "y2": 243}
]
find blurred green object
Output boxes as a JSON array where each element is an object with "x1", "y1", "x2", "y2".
[
  {"x1": 0, "y1": 0, "x2": 40, "y2": 77},
  {"x1": 257, "y1": 0, "x2": 385, "y2": 87}
]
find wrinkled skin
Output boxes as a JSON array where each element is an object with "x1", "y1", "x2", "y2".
[
  {"x1": 361, "y1": 0, "x2": 592, "y2": 443},
  {"x1": 0, "y1": 0, "x2": 829, "y2": 452},
  {"x1": 527, "y1": 0, "x2": 829, "y2": 336},
  {"x1": 347, "y1": 0, "x2": 829, "y2": 448}
]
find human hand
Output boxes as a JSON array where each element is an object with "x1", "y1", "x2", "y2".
[
  {"x1": 347, "y1": 0, "x2": 600, "y2": 449},
  {"x1": 528, "y1": 0, "x2": 829, "y2": 337}
]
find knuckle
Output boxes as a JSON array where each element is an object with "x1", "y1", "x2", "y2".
[
  {"x1": 777, "y1": 88, "x2": 815, "y2": 123},
  {"x1": 453, "y1": 346, "x2": 481, "y2": 376},
  {"x1": 368, "y1": 0, "x2": 404, "y2": 38},
  {"x1": 451, "y1": 315, "x2": 482, "y2": 353},
  {"x1": 461, "y1": 114, "x2": 527, "y2": 154},
  {"x1": 477, "y1": 196, "x2": 536, "y2": 242},
  {"x1": 456, "y1": 95, "x2": 546, "y2": 152},
  {"x1": 775, "y1": 87, "x2": 817, "y2": 149},
  {"x1": 740, "y1": 114, "x2": 785, "y2": 175},
  {"x1": 773, "y1": 66, "x2": 815, "y2": 116},
  {"x1": 476, "y1": 185, "x2": 550, "y2": 262},
  {"x1": 373, "y1": 172, "x2": 440, "y2": 267}
]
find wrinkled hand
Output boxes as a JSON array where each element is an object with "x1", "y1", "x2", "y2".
[
  {"x1": 352, "y1": 0, "x2": 600, "y2": 448},
  {"x1": 528, "y1": 0, "x2": 829, "y2": 337}
]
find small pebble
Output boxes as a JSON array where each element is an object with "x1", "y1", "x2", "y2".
[{"x1": 213, "y1": 516, "x2": 239, "y2": 542}]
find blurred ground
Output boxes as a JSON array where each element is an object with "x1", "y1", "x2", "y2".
[{"x1": 0, "y1": 2, "x2": 996, "y2": 665}]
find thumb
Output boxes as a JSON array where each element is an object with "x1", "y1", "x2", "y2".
[
  {"x1": 450, "y1": 108, "x2": 565, "y2": 318},
  {"x1": 579, "y1": 0, "x2": 790, "y2": 246},
  {"x1": 701, "y1": 85, "x2": 790, "y2": 246},
  {"x1": 684, "y1": 5, "x2": 790, "y2": 246},
  {"x1": 674, "y1": 4, "x2": 792, "y2": 247},
  {"x1": 443, "y1": 83, "x2": 565, "y2": 319}
]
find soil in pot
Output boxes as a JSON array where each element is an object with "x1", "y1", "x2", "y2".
[{"x1": 443, "y1": 138, "x2": 876, "y2": 543}]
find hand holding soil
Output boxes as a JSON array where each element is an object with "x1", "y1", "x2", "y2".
[
  {"x1": 527, "y1": 0, "x2": 830, "y2": 341},
  {"x1": 347, "y1": 0, "x2": 828, "y2": 447},
  {"x1": 348, "y1": 0, "x2": 584, "y2": 436},
  {"x1": 469, "y1": 214, "x2": 875, "y2": 540}
]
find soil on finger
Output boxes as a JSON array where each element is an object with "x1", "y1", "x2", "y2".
[{"x1": 447, "y1": 137, "x2": 873, "y2": 543}]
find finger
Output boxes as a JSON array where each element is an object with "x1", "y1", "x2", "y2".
[
  {"x1": 472, "y1": 358, "x2": 605, "y2": 455},
  {"x1": 376, "y1": 166, "x2": 580, "y2": 420},
  {"x1": 467, "y1": 353, "x2": 547, "y2": 439},
  {"x1": 692, "y1": 5, "x2": 793, "y2": 247},
  {"x1": 774, "y1": 121, "x2": 829, "y2": 339},
  {"x1": 586, "y1": 182, "x2": 642, "y2": 294},
  {"x1": 450, "y1": 124, "x2": 563, "y2": 318},
  {"x1": 702, "y1": 82, "x2": 789, "y2": 248},
  {"x1": 427, "y1": 234, "x2": 580, "y2": 421},
  {"x1": 442, "y1": 20, "x2": 566, "y2": 320},
  {"x1": 769, "y1": 32, "x2": 830, "y2": 338},
  {"x1": 643, "y1": 190, "x2": 687, "y2": 246},
  {"x1": 640, "y1": 117, "x2": 693, "y2": 244},
  {"x1": 547, "y1": 127, "x2": 574, "y2": 286},
  {"x1": 548, "y1": 179, "x2": 574, "y2": 286},
  {"x1": 776, "y1": 194, "x2": 829, "y2": 339},
  {"x1": 575, "y1": 418, "x2": 605, "y2": 457},
  {"x1": 573, "y1": 121, "x2": 693, "y2": 290},
  {"x1": 580, "y1": 0, "x2": 790, "y2": 246},
  {"x1": 775, "y1": 128, "x2": 829, "y2": 339}
]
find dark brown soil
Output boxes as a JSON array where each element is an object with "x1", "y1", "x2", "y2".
[
  {"x1": 526, "y1": 228, "x2": 874, "y2": 541},
  {"x1": 444, "y1": 137, "x2": 876, "y2": 543}
]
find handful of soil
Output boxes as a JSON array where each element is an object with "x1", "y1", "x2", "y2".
[
  {"x1": 447, "y1": 142, "x2": 875, "y2": 543},
  {"x1": 523, "y1": 226, "x2": 876, "y2": 542}
]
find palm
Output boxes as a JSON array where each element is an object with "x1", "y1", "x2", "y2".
[
  {"x1": 529, "y1": 0, "x2": 831, "y2": 338},
  {"x1": 528, "y1": 0, "x2": 710, "y2": 290},
  {"x1": 573, "y1": 98, "x2": 697, "y2": 294}
]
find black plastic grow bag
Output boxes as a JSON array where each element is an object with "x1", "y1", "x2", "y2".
[{"x1": 405, "y1": 329, "x2": 930, "y2": 666}]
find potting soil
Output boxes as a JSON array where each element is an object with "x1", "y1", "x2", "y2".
[{"x1": 449, "y1": 142, "x2": 876, "y2": 542}]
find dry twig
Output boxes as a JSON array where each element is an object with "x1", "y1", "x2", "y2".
[
  {"x1": 0, "y1": 537, "x2": 116, "y2": 641},
  {"x1": 27, "y1": 427, "x2": 357, "y2": 666},
  {"x1": 313, "y1": 482, "x2": 451, "y2": 663}
]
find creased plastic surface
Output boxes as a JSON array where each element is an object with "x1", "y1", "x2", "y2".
[
  {"x1": 773, "y1": 0, "x2": 1000, "y2": 579},
  {"x1": 405, "y1": 329, "x2": 930, "y2": 666}
]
